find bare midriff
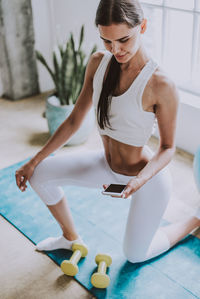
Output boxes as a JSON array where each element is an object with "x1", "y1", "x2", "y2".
[{"x1": 102, "y1": 135, "x2": 153, "y2": 176}]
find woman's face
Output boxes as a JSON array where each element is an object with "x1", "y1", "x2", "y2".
[{"x1": 98, "y1": 21, "x2": 146, "y2": 63}]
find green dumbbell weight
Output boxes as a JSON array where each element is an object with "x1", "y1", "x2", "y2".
[
  {"x1": 61, "y1": 243, "x2": 88, "y2": 276},
  {"x1": 91, "y1": 253, "x2": 112, "y2": 288}
]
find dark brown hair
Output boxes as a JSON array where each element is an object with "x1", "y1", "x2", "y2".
[{"x1": 95, "y1": 0, "x2": 144, "y2": 129}]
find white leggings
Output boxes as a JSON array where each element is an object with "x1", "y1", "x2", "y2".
[{"x1": 29, "y1": 149, "x2": 172, "y2": 263}]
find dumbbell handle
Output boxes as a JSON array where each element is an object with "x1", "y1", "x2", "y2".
[
  {"x1": 69, "y1": 250, "x2": 82, "y2": 265},
  {"x1": 97, "y1": 261, "x2": 107, "y2": 274}
]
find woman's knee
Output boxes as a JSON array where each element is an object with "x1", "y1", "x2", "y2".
[
  {"x1": 123, "y1": 241, "x2": 147, "y2": 263},
  {"x1": 28, "y1": 159, "x2": 49, "y2": 187},
  {"x1": 123, "y1": 246, "x2": 146, "y2": 263},
  {"x1": 28, "y1": 160, "x2": 65, "y2": 206}
]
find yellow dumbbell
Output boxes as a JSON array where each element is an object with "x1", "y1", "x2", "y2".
[
  {"x1": 61, "y1": 243, "x2": 88, "y2": 276},
  {"x1": 91, "y1": 253, "x2": 112, "y2": 288}
]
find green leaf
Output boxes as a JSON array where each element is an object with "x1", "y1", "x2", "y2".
[
  {"x1": 35, "y1": 50, "x2": 55, "y2": 84},
  {"x1": 58, "y1": 45, "x2": 64, "y2": 58},
  {"x1": 61, "y1": 44, "x2": 70, "y2": 105},
  {"x1": 78, "y1": 25, "x2": 84, "y2": 52},
  {"x1": 53, "y1": 52, "x2": 60, "y2": 78},
  {"x1": 70, "y1": 33, "x2": 77, "y2": 75}
]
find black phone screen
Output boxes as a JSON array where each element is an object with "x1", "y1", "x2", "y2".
[{"x1": 105, "y1": 184, "x2": 126, "y2": 193}]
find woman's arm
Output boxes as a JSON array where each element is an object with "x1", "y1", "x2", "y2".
[
  {"x1": 123, "y1": 76, "x2": 180, "y2": 198},
  {"x1": 29, "y1": 52, "x2": 103, "y2": 167},
  {"x1": 15, "y1": 51, "x2": 105, "y2": 191}
]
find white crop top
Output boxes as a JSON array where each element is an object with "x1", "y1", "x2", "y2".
[{"x1": 92, "y1": 50, "x2": 158, "y2": 147}]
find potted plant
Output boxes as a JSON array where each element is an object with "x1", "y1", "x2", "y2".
[{"x1": 36, "y1": 25, "x2": 97, "y2": 145}]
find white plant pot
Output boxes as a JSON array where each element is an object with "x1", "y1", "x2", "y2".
[{"x1": 46, "y1": 95, "x2": 95, "y2": 146}]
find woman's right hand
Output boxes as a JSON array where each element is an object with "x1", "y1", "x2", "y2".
[{"x1": 15, "y1": 161, "x2": 36, "y2": 192}]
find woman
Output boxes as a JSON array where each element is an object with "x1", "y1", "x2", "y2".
[{"x1": 15, "y1": 0, "x2": 200, "y2": 263}]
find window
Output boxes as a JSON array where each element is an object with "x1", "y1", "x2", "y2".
[{"x1": 141, "y1": 0, "x2": 200, "y2": 96}]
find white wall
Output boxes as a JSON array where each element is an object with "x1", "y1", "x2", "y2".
[
  {"x1": 51, "y1": 0, "x2": 100, "y2": 49},
  {"x1": 0, "y1": 76, "x2": 2, "y2": 96},
  {"x1": 176, "y1": 102, "x2": 200, "y2": 154},
  {"x1": 31, "y1": 0, "x2": 55, "y2": 92}
]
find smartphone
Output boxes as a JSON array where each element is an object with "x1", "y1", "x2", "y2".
[{"x1": 102, "y1": 184, "x2": 127, "y2": 196}]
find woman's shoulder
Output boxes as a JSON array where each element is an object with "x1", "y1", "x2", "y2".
[
  {"x1": 83, "y1": 50, "x2": 111, "y2": 86},
  {"x1": 90, "y1": 50, "x2": 111, "y2": 73},
  {"x1": 150, "y1": 67, "x2": 179, "y2": 105},
  {"x1": 152, "y1": 68, "x2": 175, "y2": 88},
  {"x1": 91, "y1": 50, "x2": 112, "y2": 61}
]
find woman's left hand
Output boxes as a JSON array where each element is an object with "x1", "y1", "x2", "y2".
[
  {"x1": 103, "y1": 177, "x2": 142, "y2": 199},
  {"x1": 122, "y1": 178, "x2": 142, "y2": 198}
]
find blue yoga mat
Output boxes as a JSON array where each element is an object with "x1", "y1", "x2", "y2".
[{"x1": 1, "y1": 158, "x2": 200, "y2": 299}]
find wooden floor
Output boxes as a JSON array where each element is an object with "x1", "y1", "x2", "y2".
[{"x1": 0, "y1": 92, "x2": 199, "y2": 298}]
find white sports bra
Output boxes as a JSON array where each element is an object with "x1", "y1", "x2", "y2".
[{"x1": 92, "y1": 50, "x2": 158, "y2": 147}]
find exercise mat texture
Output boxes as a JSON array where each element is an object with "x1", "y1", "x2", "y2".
[{"x1": 1, "y1": 158, "x2": 200, "y2": 299}]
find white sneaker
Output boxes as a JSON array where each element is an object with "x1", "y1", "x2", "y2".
[{"x1": 35, "y1": 235, "x2": 85, "y2": 251}]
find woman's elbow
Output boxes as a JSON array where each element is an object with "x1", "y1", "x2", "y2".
[{"x1": 160, "y1": 144, "x2": 176, "y2": 159}]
